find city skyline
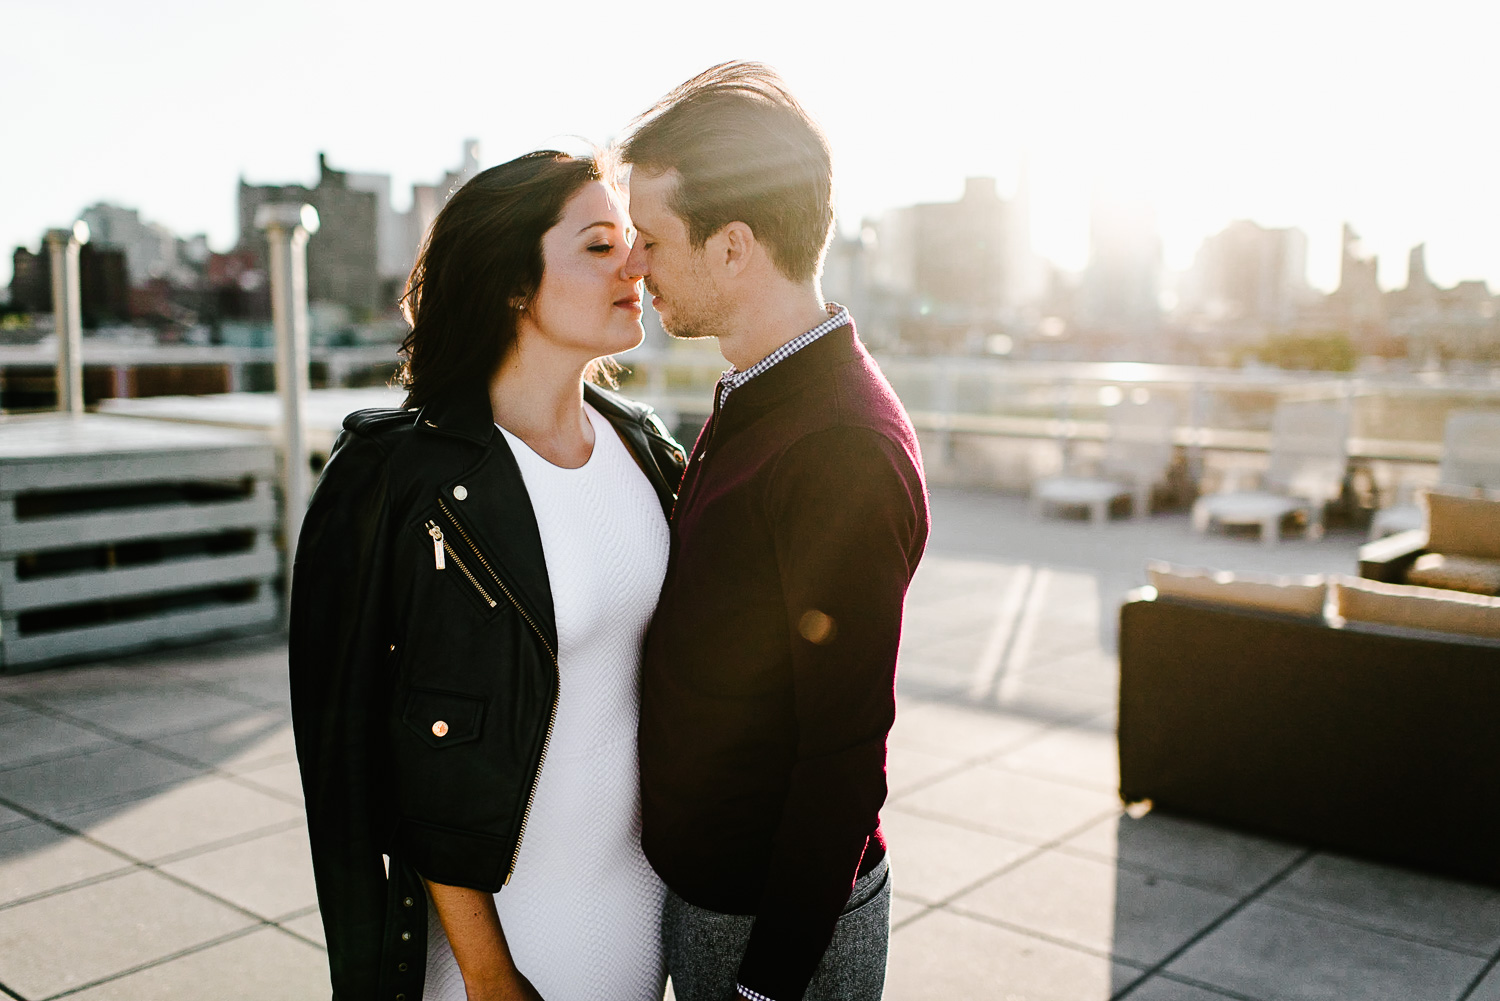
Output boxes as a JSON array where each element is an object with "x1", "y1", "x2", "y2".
[{"x1": 4, "y1": 0, "x2": 1499, "y2": 295}]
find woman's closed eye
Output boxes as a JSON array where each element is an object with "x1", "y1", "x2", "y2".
[{"x1": 588, "y1": 243, "x2": 614, "y2": 254}]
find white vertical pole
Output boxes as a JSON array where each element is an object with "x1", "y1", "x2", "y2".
[
  {"x1": 257, "y1": 203, "x2": 319, "y2": 575},
  {"x1": 45, "y1": 221, "x2": 89, "y2": 414}
]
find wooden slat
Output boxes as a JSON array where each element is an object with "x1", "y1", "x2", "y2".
[
  {"x1": 0, "y1": 591, "x2": 280, "y2": 670},
  {"x1": 0, "y1": 540, "x2": 278, "y2": 613},
  {"x1": 0, "y1": 482, "x2": 276, "y2": 556},
  {"x1": 0, "y1": 448, "x2": 275, "y2": 495}
]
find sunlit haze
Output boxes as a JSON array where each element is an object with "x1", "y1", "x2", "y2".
[{"x1": 4, "y1": 0, "x2": 1497, "y2": 292}]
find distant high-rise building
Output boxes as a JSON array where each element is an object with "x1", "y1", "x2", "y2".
[
  {"x1": 1184, "y1": 220, "x2": 1310, "y2": 330},
  {"x1": 238, "y1": 153, "x2": 381, "y2": 317},
  {"x1": 1330, "y1": 223, "x2": 1387, "y2": 346},
  {"x1": 406, "y1": 139, "x2": 482, "y2": 265},
  {"x1": 887, "y1": 177, "x2": 1017, "y2": 313},
  {"x1": 79, "y1": 203, "x2": 184, "y2": 288},
  {"x1": 346, "y1": 170, "x2": 411, "y2": 284},
  {"x1": 1081, "y1": 191, "x2": 1161, "y2": 332},
  {"x1": 9, "y1": 241, "x2": 132, "y2": 325}
]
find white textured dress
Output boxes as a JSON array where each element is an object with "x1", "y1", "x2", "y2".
[{"x1": 424, "y1": 402, "x2": 671, "y2": 1001}]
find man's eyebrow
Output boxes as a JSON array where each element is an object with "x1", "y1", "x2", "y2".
[
  {"x1": 633, "y1": 223, "x2": 655, "y2": 238},
  {"x1": 576, "y1": 221, "x2": 618, "y2": 235}
]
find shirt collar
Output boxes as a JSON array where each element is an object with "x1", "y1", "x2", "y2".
[{"x1": 718, "y1": 303, "x2": 849, "y2": 407}]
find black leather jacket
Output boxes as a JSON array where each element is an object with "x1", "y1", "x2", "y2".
[{"x1": 288, "y1": 382, "x2": 685, "y2": 1001}]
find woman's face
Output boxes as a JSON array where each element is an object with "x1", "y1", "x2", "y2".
[{"x1": 521, "y1": 179, "x2": 644, "y2": 361}]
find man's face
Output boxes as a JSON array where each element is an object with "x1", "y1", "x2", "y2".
[{"x1": 625, "y1": 169, "x2": 726, "y2": 341}]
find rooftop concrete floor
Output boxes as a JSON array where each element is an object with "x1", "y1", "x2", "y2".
[{"x1": 2, "y1": 488, "x2": 1498, "y2": 1000}]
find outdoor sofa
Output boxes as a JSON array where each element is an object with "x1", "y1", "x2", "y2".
[{"x1": 1117, "y1": 564, "x2": 1500, "y2": 886}]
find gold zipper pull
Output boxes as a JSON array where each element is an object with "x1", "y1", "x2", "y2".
[{"x1": 427, "y1": 523, "x2": 445, "y2": 570}]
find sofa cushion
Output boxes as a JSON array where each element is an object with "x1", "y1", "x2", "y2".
[
  {"x1": 1334, "y1": 575, "x2": 1500, "y2": 641},
  {"x1": 1425, "y1": 489, "x2": 1500, "y2": 559},
  {"x1": 1407, "y1": 553, "x2": 1500, "y2": 596},
  {"x1": 1147, "y1": 561, "x2": 1327, "y2": 618}
]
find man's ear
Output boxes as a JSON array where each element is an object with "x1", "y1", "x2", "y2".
[{"x1": 719, "y1": 222, "x2": 756, "y2": 277}]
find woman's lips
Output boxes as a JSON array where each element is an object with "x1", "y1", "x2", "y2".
[{"x1": 614, "y1": 296, "x2": 642, "y2": 312}]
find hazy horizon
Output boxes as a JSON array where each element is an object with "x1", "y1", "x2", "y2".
[{"x1": 5, "y1": 0, "x2": 1498, "y2": 297}]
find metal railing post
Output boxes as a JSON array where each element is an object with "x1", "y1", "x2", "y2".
[
  {"x1": 44, "y1": 221, "x2": 89, "y2": 414},
  {"x1": 256, "y1": 203, "x2": 320, "y2": 574}
]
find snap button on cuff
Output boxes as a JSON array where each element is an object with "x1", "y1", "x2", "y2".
[
  {"x1": 403, "y1": 896, "x2": 414, "y2": 907},
  {"x1": 431, "y1": 720, "x2": 449, "y2": 737},
  {"x1": 452, "y1": 485, "x2": 468, "y2": 500},
  {"x1": 401, "y1": 930, "x2": 411, "y2": 941}
]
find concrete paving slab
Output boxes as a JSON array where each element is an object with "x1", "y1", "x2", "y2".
[
  {"x1": 895, "y1": 763, "x2": 1119, "y2": 844},
  {"x1": 1167, "y1": 900, "x2": 1484, "y2": 1001},
  {"x1": 233, "y1": 759, "x2": 305, "y2": 804},
  {"x1": 953, "y1": 849, "x2": 1239, "y2": 967},
  {"x1": 278, "y1": 910, "x2": 327, "y2": 948},
  {"x1": 165, "y1": 658, "x2": 292, "y2": 708},
  {"x1": 888, "y1": 701, "x2": 1048, "y2": 761},
  {"x1": 1123, "y1": 976, "x2": 1245, "y2": 1000},
  {"x1": 145, "y1": 712, "x2": 294, "y2": 772},
  {"x1": 0, "y1": 665, "x2": 180, "y2": 701},
  {"x1": 1467, "y1": 964, "x2": 1500, "y2": 1001},
  {"x1": 889, "y1": 894, "x2": 927, "y2": 927},
  {"x1": 886, "y1": 908, "x2": 1141, "y2": 1000},
  {"x1": 0, "y1": 802, "x2": 30, "y2": 833},
  {"x1": 1262, "y1": 853, "x2": 1500, "y2": 956},
  {"x1": 65, "y1": 775, "x2": 303, "y2": 861},
  {"x1": 886, "y1": 744, "x2": 965, "y2": 797},
  {"x1": 1063, "y1": 812, "x2": 1305, "y2": 896},
  {"x1": 997, "y1": 722, "x2": 1120, "y2": 792},
  {"x1": 0, "y1": 822, "x2": 131, "y2": 905},
  {"x1": 0, "y1": 743, "x2": 202, "y2": 818},
  {"x1": 27, "y1": 686, "x2": 264, "y2": 741},
  {"x1": 991, "y1": 682, "x2": 1117, "y2": 724},
  {"x1": 883, "y1": 806, "x2": 1032, "y2": 904},
  {"x1": 64, "y1": 926, "x2": 329, "y2": 1001},
  {"x1": 159, "y1": 826, "x2": 318, "y2": 920},
  {"x1": 0, "y1": 868, "x2": 256, "y2": 999},
  {"x1": 0, "y1": 711, "x2": 117, "y2": 770}
]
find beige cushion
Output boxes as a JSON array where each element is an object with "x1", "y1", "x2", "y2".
[
  {"x1": 1424, "y1": 489, "x2": 1500, "y2": 559},
  {"x1": 1334, "y1": 575, "x2": 1500, "y2": 641},
  {"x1": 1147, "y1": 562, "x2": 1327, "y2": 618},
  {"x1": 1407, "y1": 553, "x2": 1500, "y2": 596}
]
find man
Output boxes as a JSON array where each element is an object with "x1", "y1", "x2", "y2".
[{"x1": 622, "y1": 62, "x2": 930, "y2": 1001}]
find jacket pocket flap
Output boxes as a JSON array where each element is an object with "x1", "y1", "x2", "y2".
[{"x1": 402, "y1": 688, "x2": 485, "y2": 748}]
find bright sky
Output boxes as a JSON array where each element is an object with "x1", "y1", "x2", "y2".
[{"x1": 4, "y1": 0, "x2": 1498, "y2": 294}]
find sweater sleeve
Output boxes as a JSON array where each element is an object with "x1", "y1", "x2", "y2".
[
  {"x1": 287, "y1": 429, "x2": 395, "y2": 1000},
  {"x1": 736, "y1": 425, "x2": 926, "y2": 1001}
]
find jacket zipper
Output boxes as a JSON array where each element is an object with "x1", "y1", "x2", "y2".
[{"x1": 433, "y1": 496, "x2": 559, "y2": 884}]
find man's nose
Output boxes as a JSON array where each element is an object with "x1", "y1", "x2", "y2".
[{"x1": 624, "y1": 242, "x2": 649, "y2": 278}]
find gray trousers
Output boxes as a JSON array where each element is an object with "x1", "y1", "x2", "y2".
[{"x1": 663, "y1": 858, "x2": 891, "y2": 1001}]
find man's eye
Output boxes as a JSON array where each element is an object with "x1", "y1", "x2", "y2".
[{"x1": 642, "y1": 242, "x2": 655, "y2": 251}]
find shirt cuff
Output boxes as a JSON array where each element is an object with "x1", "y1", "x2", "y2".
[{"x1": 736, "y1": 984, "x2": 776, "y2": 1001}]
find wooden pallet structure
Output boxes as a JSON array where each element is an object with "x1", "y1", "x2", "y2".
[{"x1": 0, "y1": 413, "x2": 281, "y2": 671}]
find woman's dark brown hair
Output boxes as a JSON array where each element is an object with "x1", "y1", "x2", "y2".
[{"x1": 397, "y1": 150, "x2": 604, "y2": 409}]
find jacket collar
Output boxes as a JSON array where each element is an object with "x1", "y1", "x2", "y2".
[{"x1": 414, "y1": 382, "x2": 496, "y2": 446}]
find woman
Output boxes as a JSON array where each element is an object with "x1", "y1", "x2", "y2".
[{"x1": 288, "y1": 151, "x2": 685, "y2": 1001}]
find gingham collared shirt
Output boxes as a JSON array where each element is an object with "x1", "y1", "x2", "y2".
[{"x1": 717, "y1": 304, "x2": 850, "y2": 408}]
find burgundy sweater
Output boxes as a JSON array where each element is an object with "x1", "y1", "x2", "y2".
[{"x1": 639, "y1": 322, "x2": 929, "y2": 1000}]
